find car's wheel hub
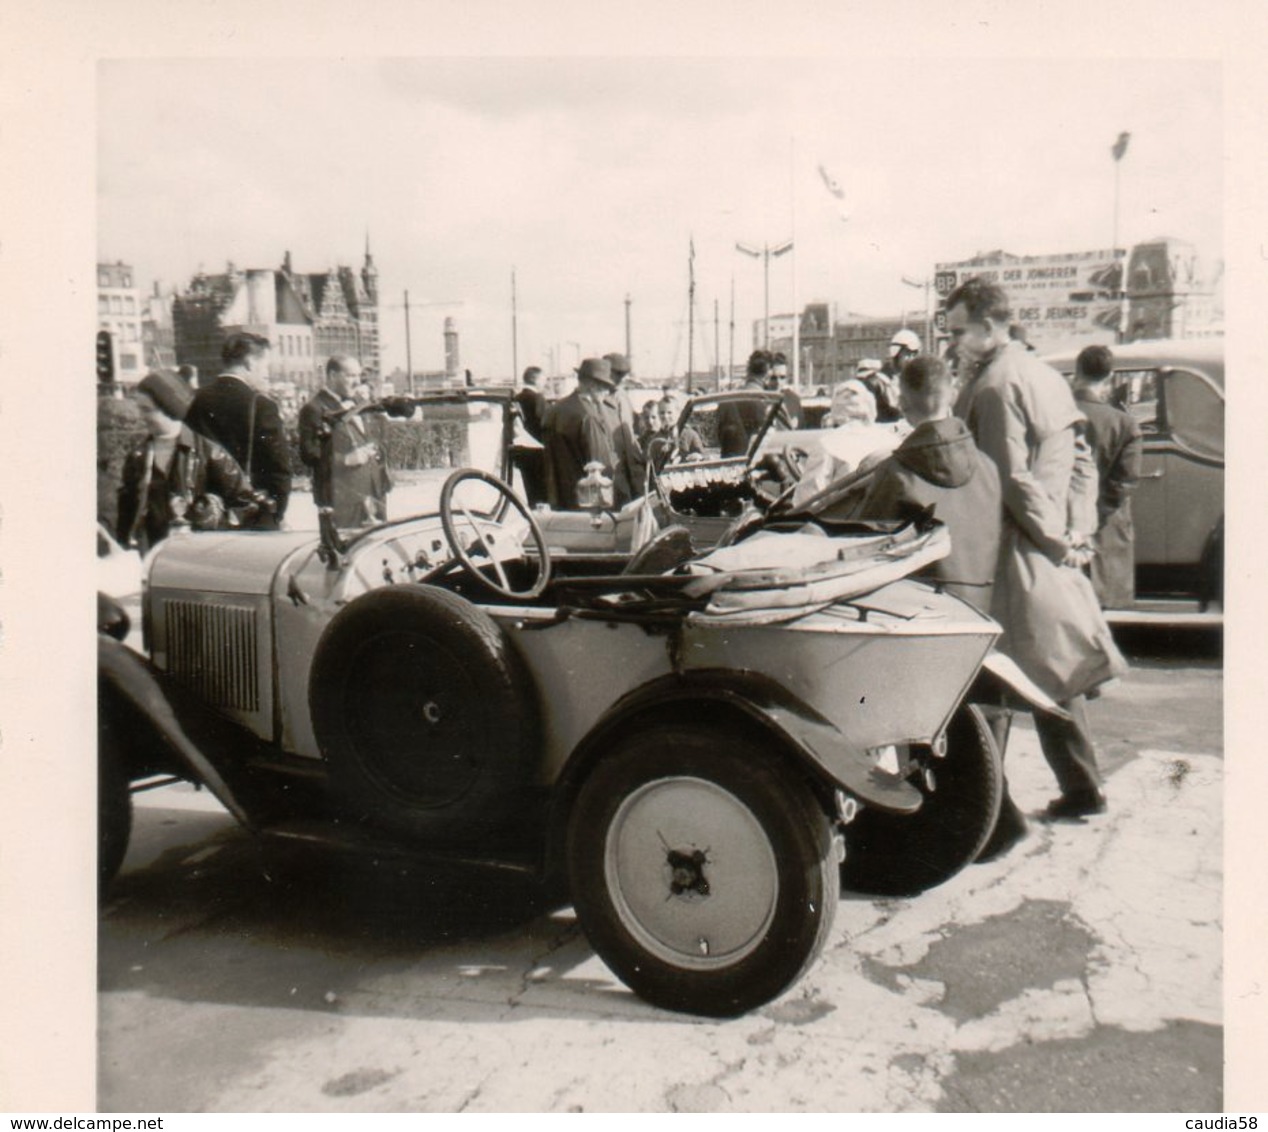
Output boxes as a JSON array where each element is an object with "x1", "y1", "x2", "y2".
[{"x1": 603, "y1": 776, "x2": 778, "y2": 971}]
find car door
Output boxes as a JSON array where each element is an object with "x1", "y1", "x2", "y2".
[
  {"x1": 1114, "y1": 368, "x2": 1167, "y2": 569},
  {"x1": 1155, "y1": 366, "x2": 1224, "y2": 569}
]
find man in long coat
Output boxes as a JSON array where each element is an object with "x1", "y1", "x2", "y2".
[
  {"x1": 1073, "y1": 344, "x2": 1142, "y2": 610},
  {"x1": 543, "y1": 357, "x2": 622, "y2": 510},
  {"x1": 185, "y1": 331, "x2": 291, "y2": 526},
  {"x1": 947, "y1": 277, "x2": 1125, "y2": 844}
]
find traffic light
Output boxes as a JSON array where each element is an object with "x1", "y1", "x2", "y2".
[{"x1": 96, "y1": 330, "x2": 114, "y2": 383}]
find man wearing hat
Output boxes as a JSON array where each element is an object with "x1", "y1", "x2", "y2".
[
  {"x1": 886, "y1": 328, "x2": 922, "y2": 375},
  {"x1": 857, "y1": 355, "x2": 901, "y2": 423},
  {"x1": 185, "y1": 331, "x2": 291, "y2": 526},
  {"x1": 117, "y1": 372, "x2": 261, "y2": 553},
  {"x1": 603, "y1": 352, "x2": 647, "y2": 503},
  {"x1": 543, "y1": 357, "x2": 623, "y2": 510},
  {"x1": 1073, "y1": 344, "x2": 1141, "y2": 609}
]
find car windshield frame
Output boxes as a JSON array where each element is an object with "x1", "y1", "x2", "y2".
[
  {"x1": 318, "y1": 388, "x2": 518, "y2": 559},
  {"x1": 669, "y1": 389, "x2": 789, "y2": 467}
]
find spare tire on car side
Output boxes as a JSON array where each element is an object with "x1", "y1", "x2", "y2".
[{"x1": 309, "y1": 583, "x2": 539, "y2": 844}]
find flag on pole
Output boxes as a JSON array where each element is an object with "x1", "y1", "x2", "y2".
[
  {"x1": 1111, "y1": 131, "x2": 1131, "y2": 161},
  {"x1": 818, "y1": 163, "x2": 845, "y2": 199},
  {"x1": 817, "y1": 163, "x2": 851, "y2": 221}
]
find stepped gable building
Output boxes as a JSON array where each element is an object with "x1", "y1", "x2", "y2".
[{"x1": 172, "y1": 245, "x2": 381, "y2": 393}]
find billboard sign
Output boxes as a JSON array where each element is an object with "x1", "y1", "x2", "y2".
[{"x1": 934, "y1": 249, "x2": 1123, "y2": 351}]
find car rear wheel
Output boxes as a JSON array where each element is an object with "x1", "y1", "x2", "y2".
[
  {"x1": 567, "y1": 725, "x2": 838, "y2": 1017},
  {"x1": 839, "y1": 703, "x2": 1002, "y2": 897},
  {"x1": 309, "y1": 584, "x2": 538, "y2": 844}
]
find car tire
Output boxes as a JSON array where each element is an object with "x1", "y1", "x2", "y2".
[
  {"x1": 309, "y1": 584, "x2": 538, "y2": 844},
  {"x1": 99, "y1": 732, "x2": 132, "y2": 895},
  {"x1": 1200, "y1": 517, "x2": 1224, "y2": 610},
  {"x1": 566, "y1": 725, "x2": 838, "y2": 1017},
  {"x1": 838, "y1": 703, "x2": 1002, "y2": 897}
]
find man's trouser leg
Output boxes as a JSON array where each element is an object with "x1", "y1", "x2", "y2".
[{"x1": 1033, "y1": 694, "x2": 1102, "y2": 798}]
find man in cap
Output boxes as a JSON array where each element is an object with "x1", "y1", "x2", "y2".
[
  {"x1": 603, "y1": 352, "x2": 648, "y2": 502},
  {"x1": 185, "y1": 330, "x2": 290, "y2": 526},
  {"x1": 543, "y1": 357, "x2": 623, "y2": 510},
  {"x1": 1072, "y1": 344, "x2": 1141, "y2": 609},
  {"x1": 878, "y1": 329, "x2": 922, "y2": 421},
  {"x1": 887, "y1": 327, "x2": 922, "y2": 370},
  {"x1": 117, "y1": 371, "x2": 261, "y2": 552},
  {"x1": 855, "y1": 356, "x2": 900, "y2": 423}
]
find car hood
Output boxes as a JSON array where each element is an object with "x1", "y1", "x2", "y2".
[{"x1": 147, "y1": 529, "x2": 320, "y2": 596}]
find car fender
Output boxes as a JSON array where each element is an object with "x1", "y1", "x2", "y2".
[
  {"x1": 559, "y1": 668, "x2": 924, "y2": 816},
  {"x1": 98, "y1": 635, "x2": 254, "y2": 829}
]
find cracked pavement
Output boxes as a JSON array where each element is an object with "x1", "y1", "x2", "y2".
[{"x1": 97, "y1": 647, "x2": 1227, "y2": 1112}]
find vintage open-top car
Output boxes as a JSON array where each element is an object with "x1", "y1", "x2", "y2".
[{"x1": 99, "y1": 389, "x2": 1053, "y2": 1016}]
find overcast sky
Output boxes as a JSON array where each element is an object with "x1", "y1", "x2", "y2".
[{"x1": 98, "y1": 56, "x2": 1221, "y2": 381}]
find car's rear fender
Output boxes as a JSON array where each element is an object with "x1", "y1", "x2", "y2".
[
  {"x1": 543, "y1": 668, "x2": 924, "y2": 878},
  {"x1": 98, "y1": 634, "x2": 255, "y2": 829},
  {"x1": 542, "y1": 669, "x2": 923, "y2": 877}
]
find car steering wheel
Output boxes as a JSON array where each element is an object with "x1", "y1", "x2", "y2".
[{"x1": 439, "y1": 468, "x2": 552, "y2": 600}]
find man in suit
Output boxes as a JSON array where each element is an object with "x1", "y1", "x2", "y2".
[
  {"x1": 512, "y1": 365, "x2": 549, "y2": 507},
  {"x1": 185, "y1": 331, "x2": 291, "y2": 526},
  {"x1": 717, "y1": 354, "x2": 771, "y2": 458},
  {"x1": 299, "y1": 354, "x2": 390, "y2": 528}
]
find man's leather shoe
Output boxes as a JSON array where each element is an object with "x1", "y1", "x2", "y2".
[{"x1": 1042, "y1": 790, "x2": 1107, "y2": 821}]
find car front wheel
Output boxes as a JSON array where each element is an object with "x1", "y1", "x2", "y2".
[
  {"x1": 99, "y1": 733, "x2": 132, "y2": 895},
  {"x1": 566, "y1": 725, "x2": 839, "y2": 1017}
]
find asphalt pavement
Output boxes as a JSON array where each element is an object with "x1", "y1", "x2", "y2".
[{"x1": 96, "y1": 629, "x2": 1228, "y2": 1113}]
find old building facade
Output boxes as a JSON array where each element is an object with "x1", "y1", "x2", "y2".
[
  {"x1": 97, "y1": 261, "x2": 144, "y2": 383},
  {"x1": 172, "y1": 246, "x2": 381, "y2": 393}
]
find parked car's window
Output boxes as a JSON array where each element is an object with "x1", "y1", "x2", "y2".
[
  {"x1": 1112, "y1": 368, "x2": 1161, "y2": 434},
  {"x1": 1163, "y1": 369, "x2": 1224, "y2": 460}
]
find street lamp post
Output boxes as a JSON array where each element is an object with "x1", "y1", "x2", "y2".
[
  {"x1": 736, "y1": 239, "x2": 793, "y2": 350},
  {"x1": 901, "y1": 275, "x2": 934, "y2": 356},
  {"x1": 1111, "y1": 131, "x2": 1132, "y2": 343}
]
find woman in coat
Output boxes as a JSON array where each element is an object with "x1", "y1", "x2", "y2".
[{"x1": 117, "y1": 372, "x2": 263, "y2": 554}]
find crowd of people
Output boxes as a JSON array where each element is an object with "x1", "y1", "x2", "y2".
[
  {"x1": 113, "y1": 331, "x2": 391, "y2": 549},
  {"x1": 110, "y1": 276, "x2": 1139, "y2": 858}
]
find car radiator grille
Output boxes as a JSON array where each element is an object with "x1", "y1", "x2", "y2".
[{"x1": 163, "y1": 599, "x2": 261, "y2": 713}]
